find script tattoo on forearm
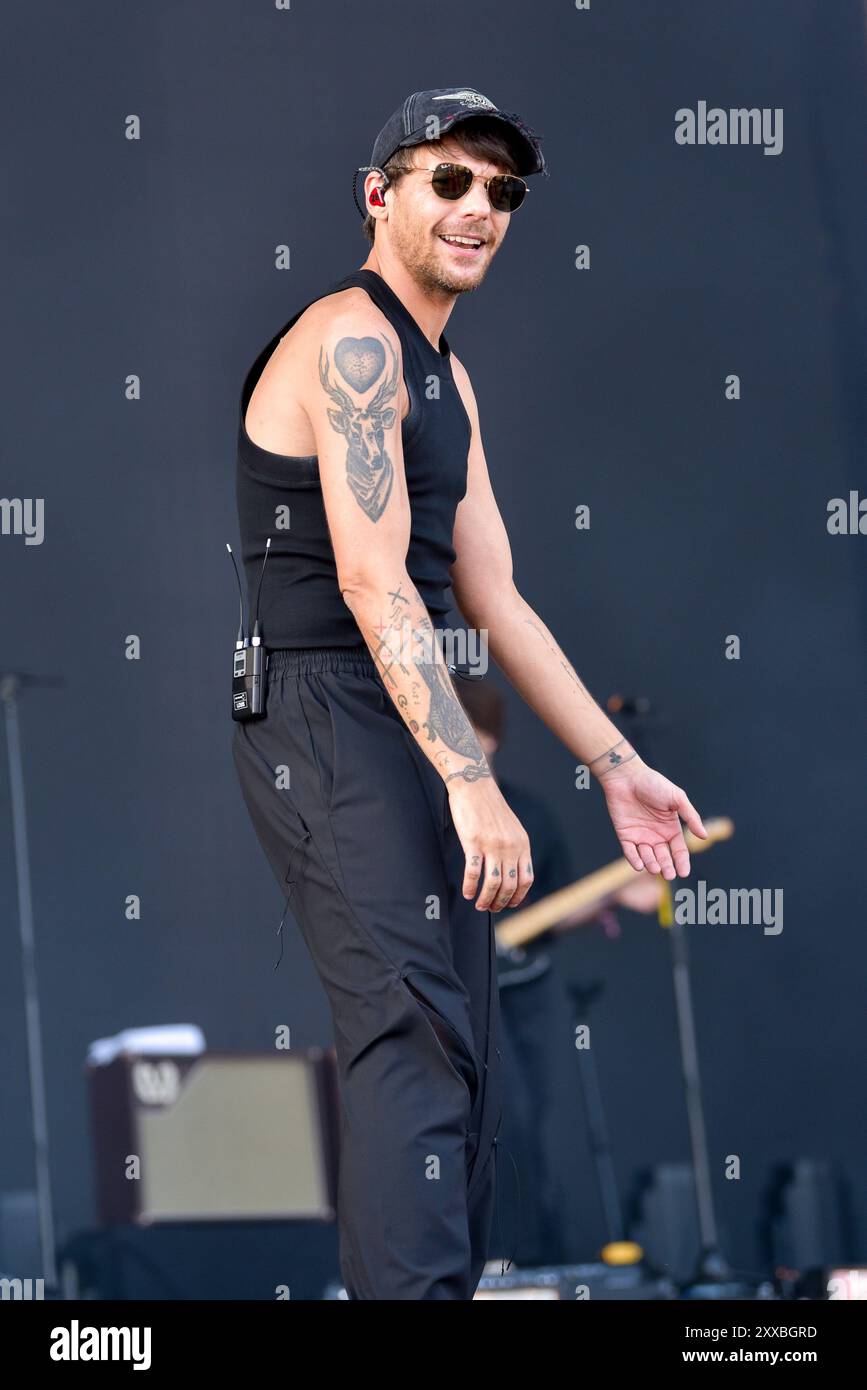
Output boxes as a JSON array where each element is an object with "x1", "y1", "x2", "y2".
[
  {"x1": 346, "y1": 578, "x2": 491, "y2": 786},
  {"x1": 318, "y1": 334, "x2": 400, "y2": 521},
  {"x1": 523, "y1": 618, "x2": 594, "y2": 705}
]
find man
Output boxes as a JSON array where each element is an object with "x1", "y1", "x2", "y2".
[{"x1": 232, "y1": 87, "x2": 706, "y2": 1300}]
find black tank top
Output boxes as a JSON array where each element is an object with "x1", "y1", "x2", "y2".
[{"x1": 236, "y1": 269, "x2": 472, "y2": 649}]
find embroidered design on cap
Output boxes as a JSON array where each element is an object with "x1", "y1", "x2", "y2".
[{"x1": 432, "y1": 91, "x2": 496, "y2": 109}]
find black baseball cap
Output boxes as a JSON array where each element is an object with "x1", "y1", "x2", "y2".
[{"x1": 354, "y1": 86, "x2": 548, "y2": 215}]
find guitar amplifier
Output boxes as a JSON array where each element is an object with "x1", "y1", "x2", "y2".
[{"x1": 87, "y1": 1049, "x2": 340, "y2": 1226}]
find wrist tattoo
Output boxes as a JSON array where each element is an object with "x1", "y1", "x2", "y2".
[
  {"x1": 591, "y1": 739, "x2": 638, "y2": 778},
  {"x1": 445, "y1": 762, "x2": 492, "y2": 785}
]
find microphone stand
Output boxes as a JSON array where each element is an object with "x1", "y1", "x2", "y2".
[
  {"x1": 565, "y1": 978, "x2": 627, "y2": 1246},
  {"x1": 1, "y1": 671, "x2": 64, "y2": 1291},
  {"x1": 613, "y1": 698, "x2": 767, "y2": 1298}
]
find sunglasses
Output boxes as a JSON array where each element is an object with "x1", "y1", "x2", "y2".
[{"x1": 402, "y1": 162, "x2": 529, "y2": 214}]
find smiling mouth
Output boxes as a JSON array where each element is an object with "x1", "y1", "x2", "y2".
[{"x1": 438, "y1": 233, "x2": 485, "y2": 255}]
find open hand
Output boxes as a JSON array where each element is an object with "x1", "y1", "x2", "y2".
[{"x1": 600, "y1": 757, "x2": 707, "y2": 879}]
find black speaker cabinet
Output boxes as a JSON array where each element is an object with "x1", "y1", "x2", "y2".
[{"x1": 87, "y1": 1050, "x2": 340, "y2": 1226}]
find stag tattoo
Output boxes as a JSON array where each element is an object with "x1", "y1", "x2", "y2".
[{"x1": 318, "y1": 335, "x2": 400, "y2": 521}]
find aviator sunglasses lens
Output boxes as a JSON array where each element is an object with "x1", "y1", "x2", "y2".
[
  {"x1": 488, "y1": 176, "x2": 525, "y2": 212},
  {"x1": 431, "y1": 164, "x2": 474, "y2": 200},
  {"x1": 430, "y1": 164, "x2": 527, "y2": 213}
]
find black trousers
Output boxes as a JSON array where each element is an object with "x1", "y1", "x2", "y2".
[{"x1": 232, "y1": 646, "x2": 504, "y2": 1300}]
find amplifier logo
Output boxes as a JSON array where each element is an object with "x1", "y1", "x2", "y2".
[{"x1": 132, "y1": 1059, "x2": 181, "y2": 1105}]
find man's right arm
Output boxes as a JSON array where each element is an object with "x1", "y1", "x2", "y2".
[{"x1": 291, "y1": 298, "x2": 533, "y2": 912}]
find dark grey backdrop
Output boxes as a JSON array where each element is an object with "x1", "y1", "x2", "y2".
[{"x1": 2, "y1": 0, "x2": 865, "y2": 1276}]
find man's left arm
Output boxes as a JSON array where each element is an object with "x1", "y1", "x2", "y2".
[{"x1": 449, "y1": 358, "x2": 707, "y2": 881}]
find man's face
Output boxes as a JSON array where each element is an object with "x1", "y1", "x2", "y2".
[{"x1": 385, "y1": 137, "x2": 514, "y2": 295}]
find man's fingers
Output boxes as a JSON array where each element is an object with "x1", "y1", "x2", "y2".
[
  {"x1": 669, "y1": 830, "x2": 691, "y2": 877},
  {"x1": 508, "y1": 850, "x2": 536, "y2": 906},
  {"x1": 638, "y1": 843, "x2": 662, "y2": 874},
  {"x1": 463, "y1": 848, "x2": 483, "y2": 899},
  {"x1": 490, "y1": 861, "x2": 519, "y2": 912},
  {"x1": 476, "y1": 857, "x2": 504, "y2": 912},
  {"x1": 653, "y1": 842, "x2": 677, "y2": 880},
  {"x1": 676, "y1": 790, "x2": 707, "y2": 838},
  {"x1": 622, "y1": 841, "x2": 645, "y2": 872},
  {"x1": 463, "y1": 833, "x2": 534, "y2": 912},
  {"x1": 509, "y1": 855, "x2": 535, "y2": 909}
]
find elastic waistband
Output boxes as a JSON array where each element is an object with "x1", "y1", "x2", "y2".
[{"x1": 266, "y1": 645, "x2": 378, "y2": 677}]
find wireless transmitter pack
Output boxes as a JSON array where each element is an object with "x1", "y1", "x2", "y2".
[{"x1": 226, "y1": 538, "x2": 271, "y2": 722}]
